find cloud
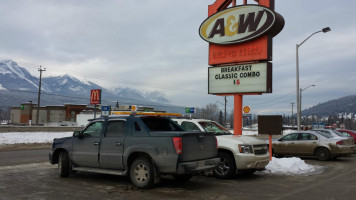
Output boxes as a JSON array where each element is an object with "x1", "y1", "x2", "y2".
[{"x1": 0, "y1": 0, "x2": 355, "y2": 113}]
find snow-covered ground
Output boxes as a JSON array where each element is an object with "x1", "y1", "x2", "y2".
[
  {"x1": 0, "y1": 131, "x2": 318, "y2": 175},
  {"x1": 0, "y1": 132, "x2": 73, "y2": 144}
]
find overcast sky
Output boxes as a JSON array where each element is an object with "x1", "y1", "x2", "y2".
[{"x1": 1, "y1": 0, "x2": 355, "y2": 115}]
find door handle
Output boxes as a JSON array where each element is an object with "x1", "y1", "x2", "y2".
[
  {"x1": 93, "y1": 142, "x2": 100, "y2": 145},
  {"x1": 115, "y1": 142, "x2": 122, "y2": 146},
  {"x1": 291, "y1": 142, "x2": 295, "y2": 144}
]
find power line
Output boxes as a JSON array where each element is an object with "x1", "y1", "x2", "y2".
[
  {"x1": 15, "y1": 61, "x2": 300, "y2": 111},
  {"x1": 16, "y1": 61, "x2": 208, "y2": 95},
  {"x1": 248, "y1": 91, "x2": 296, "y2": 107}
]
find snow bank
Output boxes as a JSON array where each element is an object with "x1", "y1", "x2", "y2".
[
  {"x1": 262, "y1": 157, "x2": 316, "y2": 175},
  {"x1": 0, "y1": 132, "x2": 73, "y2": 144},
  {"x1": 230, "y1": 129, "x2": 297, "y2": 136}
]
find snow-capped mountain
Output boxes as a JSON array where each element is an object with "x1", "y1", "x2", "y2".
[
  {"x1": 0, "y1": 60, "x2": 50, "y2": 92},
  {"x1": 110, "y1": 87, "x2": 147, "y2": 100},
  {"x1": 110, "y1": 87, "x2": 170, "y2": 104},
  {"x1": 43, "y1": 74, "x2": 103, "y2": 97},
  {"x1": 0, "y1": 59, "x2": 170, "y2": 108},
  {"x1": 144, "y1": 91, "x2": 170, "y2": 103}
]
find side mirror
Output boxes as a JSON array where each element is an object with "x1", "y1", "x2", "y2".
[{"x1": 73, "y1": 130, "x2": 83, "y2": 138}]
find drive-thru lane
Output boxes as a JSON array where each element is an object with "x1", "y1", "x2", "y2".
[
  {"x1": 0, "y1": 149, "x2": 49, "y2": 166},
  {"x1": 0, "y1": 148, "x2": 355, "y2": 200}
]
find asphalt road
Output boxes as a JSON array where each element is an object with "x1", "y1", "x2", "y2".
[
  {"x1": 0, "y1": 149, "x2": 49, "y2": 166},
  {"x1": 1, "y1": 149, "x2": 355, "y2": 200}
]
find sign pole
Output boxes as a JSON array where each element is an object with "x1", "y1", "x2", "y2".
[
  {"x1": 94, "y1": 105, "x2": 97, "y2": 119},
  {"x1": 269, "y1": 134, "x2": 273, "y2": 161},
  {"x1": 233, "y1": 94, "x2": 243, "y2": 135},
  {"x1": 90, "y1": 89, "x2": 102, "y2": 120}
]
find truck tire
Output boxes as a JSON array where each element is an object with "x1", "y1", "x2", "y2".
[
  {"x1": 213, "y1": 151, "x2": 236, "y2": 179},
  {"x1": 130, "y1": 157, "x2": 155, "y2": 189},
  {"x1": 58, "y1": 151, "x2": 70, "y2": 178}
]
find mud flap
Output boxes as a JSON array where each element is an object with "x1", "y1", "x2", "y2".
[{"x1": 153, "y1": 163, "x2": 161, "y2": 184}]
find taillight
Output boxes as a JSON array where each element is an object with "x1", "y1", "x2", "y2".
[
  {"x1": 215, "y1": 136, "x2": 218, "y2": 149},
  {"x1": 172, "y1": 137, "x2": 182, "y2": 154},
  {"x1": 336, "y1": 140, "x2": 345, "y2": 145}
]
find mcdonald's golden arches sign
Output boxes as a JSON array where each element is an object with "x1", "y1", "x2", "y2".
[{"x1": 90, "y1": 89, "x2": 101, "y2": 105}]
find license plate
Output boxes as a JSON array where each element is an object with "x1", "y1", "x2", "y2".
[{"x1": 197, "y1": 161, "x2": 204, "y2": 168}]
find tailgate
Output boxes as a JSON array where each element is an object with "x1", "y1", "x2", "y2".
[{"x1": 181, "y1": 132, "x2": 217, "y2": 162}]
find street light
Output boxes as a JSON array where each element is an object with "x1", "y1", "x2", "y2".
[
  {"x1": 296, "y1": 27, "x2": 330, "y2": 131},
  {"x1": 299, "y1": 84, "x2": 315, "y2": 127}
]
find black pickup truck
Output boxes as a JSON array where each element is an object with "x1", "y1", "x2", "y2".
[{"x1": 49, "y1": 115, "x2": 219, "y2": 188}]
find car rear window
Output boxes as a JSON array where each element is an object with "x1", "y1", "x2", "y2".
[
  {"x1": 315, "y1": 131, "x2": 333, "y2": 139},
  {"x1": 332, "y1": 130, "x2": 346, "y2": 137}
]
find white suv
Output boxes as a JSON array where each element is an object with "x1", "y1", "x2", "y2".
[{"x1": 172, "y1": 118, "x2": 269, "y2": 179}]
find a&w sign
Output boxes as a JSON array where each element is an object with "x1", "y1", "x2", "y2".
[{"x1": 199, "y1": 5, "x2": 280, "y2": 45}]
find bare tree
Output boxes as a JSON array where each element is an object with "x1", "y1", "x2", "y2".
[{"x1": 194, "y1": 103, "x2": 220, "y2": 121}]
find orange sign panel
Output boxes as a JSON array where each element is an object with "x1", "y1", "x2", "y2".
[
  {"x1": 209, "y1": 36, "x2": 271, "y2": 65},
  {"x1": 90, "y1": 89, "x2": 101, "y2": 105}
]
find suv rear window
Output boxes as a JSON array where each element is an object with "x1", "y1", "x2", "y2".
[{"x1": 141, "y1": 117, "x2": 183, "y2": 131}]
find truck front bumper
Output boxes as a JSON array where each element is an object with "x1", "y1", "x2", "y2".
[
  {"x1": 177, "y1": 157, "x2": 220, "y2": 174},
  {"x1": 234, "y1": 153, "x2": 270, "y2": 170}
]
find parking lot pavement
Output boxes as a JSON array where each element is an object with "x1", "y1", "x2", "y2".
[{"x1": 1, "y1": 156, "x2": 356, "y2": 200}]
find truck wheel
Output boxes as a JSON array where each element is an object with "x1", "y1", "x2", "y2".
[
  {"x1": 173, "y1": 174, "x2": 193, "y2": 182},
  {"x1": 58, "y1": 151, "x2": 70, "y2": 178},
  {"x1": 315, "y1": 147, "x2": 331, "y2": 161},
  {"x1": 130, "y1": 157, "x2": 154, "y2": 189},
  {"x1": 213, "y1": 152, "x2": 236, "y2": 179}
]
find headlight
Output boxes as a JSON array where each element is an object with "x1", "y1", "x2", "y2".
[{"x1": 238, "y1": 144, "x2": 253, "y2": 154}]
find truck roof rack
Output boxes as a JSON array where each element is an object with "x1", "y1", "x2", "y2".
[{"x1": 110, "y1": 111, "x2": 182, "y2": 117}]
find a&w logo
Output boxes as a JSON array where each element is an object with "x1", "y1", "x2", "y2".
[{"x1": 199, "y1": 5, "x2": 279, "y2": 45}]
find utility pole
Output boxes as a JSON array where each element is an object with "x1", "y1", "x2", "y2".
[
  {"x1": 291, "y1": 102, "x2": 295, "y2": 127},
  {"x1": 224, "y1": 96, "x2": 227, "y2": 126},
  {"x1": 36, "y1": 66, "x2": 46, "y2": 125}
]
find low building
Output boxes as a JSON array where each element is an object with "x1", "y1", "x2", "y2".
[
  {"x1": 11, "y1": 103, "x2": 168, "y2": 126},
  {"x1": 11, "y1": 103, "x2": 89, "y2": 125}
]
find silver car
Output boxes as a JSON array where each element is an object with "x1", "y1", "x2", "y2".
[{"x1": 272, "y1": 131, "x2": 355, "y2": 161}]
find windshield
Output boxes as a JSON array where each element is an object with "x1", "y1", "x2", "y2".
[{"x1": 198, "y1": 121, "x2": 232, "y2": 135}]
